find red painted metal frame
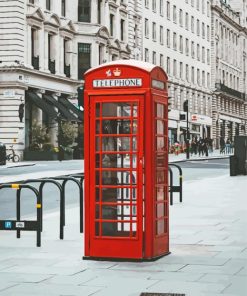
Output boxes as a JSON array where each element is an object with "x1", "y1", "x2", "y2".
[{"x1": 84, "y1": 61, "x2": 169, "y2": 260}]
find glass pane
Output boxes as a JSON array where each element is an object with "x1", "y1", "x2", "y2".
[
  {"x1": 95, "y1": 103, "x2": 100, "y2": 117},
  {"x1": 156, "y1": 203, "x2": 164, "y2": 218},
  {"x1": 96, "y1": 120, "x2": 100, "y2": 133},
  {"x1": 157, "y1": 170, "x2": 165, "y2": 184},
  {"x1": 100, "y1": 137, "x2": 137, "y2": 151},
  {"x1": 100, "y1": 119, "x2": 133, "y2": 134},
  {"x1": 102, "y1": 103, "x2": 138, "y2": 117},
  {"x1": 156, "y1": 220, "x2": 165, "y2": 235},
  {"x1": 156, "y1": 103, "x2": 164, "y2": 118},
  {"x1": 157, "y1": 120, "x2": 164, "y2": 134},
  {"x1": 157, "y1": 137, "x2": 165, "y2": 150},
  {"x1": 102, "y1": 187, "x2": 119, "y2": 202},
  {"x1": 156, "y1": 186, "x2": 165, "y2": 201},
  {"x1": 99, "y1": 154, "x2": 136, "y2": 168}
]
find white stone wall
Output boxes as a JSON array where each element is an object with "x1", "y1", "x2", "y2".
[{"x1": 142, "y1": 0, "x2": 212, "y2": 140}]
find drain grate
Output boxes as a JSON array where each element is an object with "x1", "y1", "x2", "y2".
[{"x1": 140, "y1": 294, "x2": 185, "y2": 296}]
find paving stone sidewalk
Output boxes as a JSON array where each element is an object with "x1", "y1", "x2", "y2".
[{"x1": 0, "y1": 173, "x2": 246, "y2": 296}]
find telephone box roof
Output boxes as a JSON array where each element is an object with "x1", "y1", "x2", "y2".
[{"x1": 85, "y1": 60, "x2": 159, "y2": 75}]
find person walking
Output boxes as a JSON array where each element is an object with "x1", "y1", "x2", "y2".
[{"x1": 220, "y1": 137, "x2": 225, "y2": 154}]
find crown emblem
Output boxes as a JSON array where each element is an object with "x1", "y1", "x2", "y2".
[{"x1": 113, "y1": 68, "x2": 121, "y2": 77}]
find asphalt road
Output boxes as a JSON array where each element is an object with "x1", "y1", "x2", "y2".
[{"x1": 0, "y1": 158, "x2": 229, "y2": 220}]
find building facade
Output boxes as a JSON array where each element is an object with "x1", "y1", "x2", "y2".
[
  {"x1": 0, "y1": 0, "x2": 136, "y2": 157},
  {"x1": 211, "y1": 0, "x2": 247, "y2": 148},
  {"x1": 143, "y1": 0, "x2": 212, "y2": 145}
]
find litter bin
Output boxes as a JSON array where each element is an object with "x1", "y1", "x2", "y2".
[
  {"x1": 0, "y1": 142, "x2": 6, "y2": 165},
  {"x1": 230, "y1": 155, "x2": 238, "y2": 176}
]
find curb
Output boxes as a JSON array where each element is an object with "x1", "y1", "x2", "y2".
[
  {"x1": 6, "y1": 163, "x2": 36, "y2": 169},
  {"x1": 169, "y1": 155, "x2": 230, "y2": 163}
]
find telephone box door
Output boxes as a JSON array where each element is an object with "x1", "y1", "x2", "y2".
[{"x1": 89, "y1": 96, "x2": 144, "y2": 259}]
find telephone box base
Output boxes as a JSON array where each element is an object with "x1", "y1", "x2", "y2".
[{"x1": 83, "y1": 252, "x2": 171, "y2": 262}]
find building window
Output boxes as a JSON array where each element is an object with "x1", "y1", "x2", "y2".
[
  {"x1": 145, "y1": 0, "x2": 149, "y2": 8},
  {"x1": 173, "y1": 59, "x2": 177, "y2": 77},
  {"x1": 191, "y1": 16, "x2": 194, "y2": 33},
  {"x1": 98, "y1": 0, "x2": 102, "y2": 23},
  {"x1": 186, "y1": 64, "x2": 189, "y2": 82},
  {"x1": 207, "y1": 49, "x2": 210, "y2": 64},
  {"x1": 179, "y1": 62, "x2": 183, "y2": 79},
  {"x1": 196, "y1": 0, "x2": 199, "y2": 10},
  {"x1": 202, "y1": 71, "x2": 205, "y2": 87},
  {"x1": 152, "y1": 51, "x2": 156, "y2": 64},
  {"x1": 78, "y1": 0, "x2": 91, "y2": 22},
  {"x1": 152, "y1": 0, "x2": 156, "y2": 12},
  {"x1": 191, "y1": 41, "x2": 195, "y2": 58},
  {"x1": 167, "y1": 29, "x2": 170, "y2": 47},
  {"x1": 191, "y1": 0, "x2": 194, "y2": 7},
  {"x1": 110, "y1": 14, "x2": 114, "y2": 36},
  {"x1": 160, "y1": 54, "x2": 164, "y2": 67},
  {"x1": 207, "y1": 1, "x2": 210, "y2": 17},
  {"x1": 120, "y1": 19, "x2": 125, "y2": 41},
  {"x1": 78, "y1": 43, "x2": 91, "y2": 79},
  {"x1": 61, "y1": 0, "x2": 66, "y2": 16},
  {"x1": 185, "y1": 13, "x2": 189, "y2": 30},
  {"x1": 197, "y1": 44, "x2": 200, "y2": 61},
  {"x1": 207, "y1": 25, "x2": 210, "y2": 41},
  {"x1": 173, "y1": 5, "x2": 177, "y2": 23},
  {"x1": 167, "y1": 1, "x2": 170, "y2": 19},
  {"x1": 185, "y1": 38, "x2": 189, "y2": 56},
  {"x1": 46, "y1": 0, "x2": 51, "y2": 10},
  {"x1": 31, "y1": 28, "x2": 39, "y2": 70},
  {"x1": 179, "y1": 9, "x2": 183, "y2": 27},
  {"x1": 29, "y1": 0, "x2": 35, "y2": 3},
  {"x1": 202, "y1": 0, "x2": 205, "y2": 14},
  {"x1": 196, "y1": 19, "x2": 200, "y2": 36},
  {"x1": 197, "y1": 68, "x2": 200, "y2": 85},
  {"x1": 152, "y1": 22, "x2": 156, "y2": 41},
  {"x1": 179, "y1": 35, "x2": 183, "y2": 53},
  {"x1": 145, "y1": 18, "x2": 149, "y2": 38},
  {"x1": 191, "y1": 66, "x2": 195, "y2": 83},
  {"x1": 160, "y1": 0, "x2": 164, "y2": 15},
  {"x1": 202, "y1": 46, "x2": 205, "y2": 63},
  {"x1": 160, "y1": 26, "x2": 163, "y2": 44},
  {"x1": 145, "y1": 48, "x2": 149, "y2": 62},
  {"x1": 173, "y1": 32, "x2": 177, "y2": 50},
  {"x1": 167, "y1": 57, "x2": 170, "y2": 74},
  {"x1": 207, "y1": 72, "x2": 210, "y2": 88},
  {"x1": 202, "y1": 22, "x2": 205, "y2": 39}
]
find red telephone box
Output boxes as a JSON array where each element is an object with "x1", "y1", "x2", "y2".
[{"x1": 84, "y1": 60, "x2": 169, "y2": 260}]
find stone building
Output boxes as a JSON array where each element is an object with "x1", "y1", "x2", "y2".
[
  {"x1": 143, "y1": 0, "x2": 212, "y2": 144},
  {"x1": 211, "y1": 0, "x2": 247, "y2": 147},
  {"x1": 0, "y1": 0, "x2": 135, "y2": 158}
]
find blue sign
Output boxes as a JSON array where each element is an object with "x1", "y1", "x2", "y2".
[{"x1": 4, "y1": 221, "x2": 12, "y2": 229}]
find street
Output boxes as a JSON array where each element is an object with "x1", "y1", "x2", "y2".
[{"x1": 0, "y1": 158, "x2": 229, "y2": 220}]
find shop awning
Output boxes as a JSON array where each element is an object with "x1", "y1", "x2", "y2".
[
  {"x1": 43, "y1": 94, "x2": 79, "y2": 122},
  {"x1": 26, "y1": 91, "x2": 57, "y2": 119},
  {"x1": 59, "y1": 96, "x2": 83, "y2": 122}
]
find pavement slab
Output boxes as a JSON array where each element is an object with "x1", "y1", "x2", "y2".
[{"x1": 0, "y1": 169, "x2": 246, "y2": 295}]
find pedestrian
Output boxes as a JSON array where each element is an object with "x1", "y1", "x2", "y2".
[
  {"x1": 226, "y1": 138, "x2": 231, "y2": 154},
  {"x1": 198, "y1": 137, "x2": 204, "y2": 156},
  {"x1": 204, "y1": 138, "x2": 209, "y2": 157},
  {"x1": 220, "y1": 137, "x2": 225, "y2": 154}
]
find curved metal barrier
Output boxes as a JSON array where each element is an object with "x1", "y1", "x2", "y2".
[
  {"x1": 0, "y1": 184, "x2": 41, "y2": 247},
  {"x1": 168, "y1": 164, "x2": 183, "y2": 205},
  {"x1": 18, "y1": 179, "x2": 63, "y2": 239},
  {"x1": 52, "y1": 176, "x2": 83, "y2": 236}
]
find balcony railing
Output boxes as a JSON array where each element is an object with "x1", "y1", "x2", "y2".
[
  {"x1": 49, "y1": 59, "x2": 55, "y2": 74},
  {"x1": 215, "y1": 82, "x2": 246, "y2": 100},
  {"x1": 32, "y1": 56, "x2": 39, "y2": 70},
  {"x1": 64, "y1": 64, "x2": 71, "y2": 78}
]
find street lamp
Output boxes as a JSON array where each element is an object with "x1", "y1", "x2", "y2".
[{"x1": 183, "y1": 100, "x2": 189, "y2": 159}]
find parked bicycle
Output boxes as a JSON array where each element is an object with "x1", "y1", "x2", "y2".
[{"x1": 6, "y1": 145, "x2": 20, "y2": 162}]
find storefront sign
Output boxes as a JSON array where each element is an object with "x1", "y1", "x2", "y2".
[{"x1": 93, "y1": 78, "x2": 142, "y2": 88}]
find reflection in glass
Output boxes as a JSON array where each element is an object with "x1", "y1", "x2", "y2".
[
  {"x1": 156, "y1": 186, "x2": 164, "y2": 201},
  {"x1": 156, "y1": 170, "x2": 165, "y2": 184},
  {"x1": 156, "y1": 220, "x2": 165, "y2": 235},
  {"x1": 157, "y1": 120, "x2": 164, "y2": 134},
  {"x1": 156, "y1": 203, "x2": 164, "y2": 218},
  {"x1": 156, "y1": 103, "x2": 164, "y2": 118},
  {"x1": 98, "y1": 154, "x2": 136, "y2": 168},
  {"x1": 157, "y1": 137, "x2": 165, "y2": 150},
  {"x1": 101, "y1": 103, "x2": 138, "y2": 118},
  {"x1": 156, "y1": 153, "x2": 166, "y2": 167}
]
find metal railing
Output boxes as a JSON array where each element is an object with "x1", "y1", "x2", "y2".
[{"x1": 168, "y1": 164, "x2": 183, "y2": 205}]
